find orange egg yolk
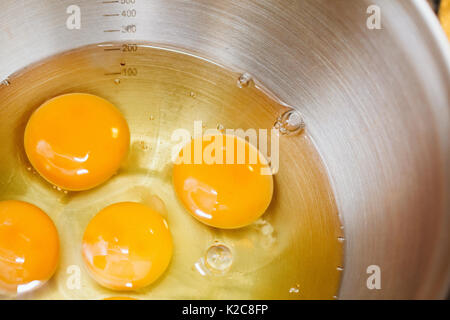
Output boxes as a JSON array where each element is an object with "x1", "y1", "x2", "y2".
[
  {"x1": 24, "y1": 93, "x2": 130, "y2": 191},
  {"x1": 0, "y1": 200, "x2": 59, "y2": 295},
  {"x1": 82, "y1": 202, "x2": 173, "y2": 291},
  {"x1": 173, "y1": 134, "x2": 274, "y2": 229}
]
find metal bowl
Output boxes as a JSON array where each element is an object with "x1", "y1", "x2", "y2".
[{"x1": 0, "y1": 0, "x2": 448, "y2": 299}]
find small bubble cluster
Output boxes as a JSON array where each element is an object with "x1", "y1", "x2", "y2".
[
  {"x1": 139, "y1": 141, "x2": 149, "y2": 151},
  {"x1": 237, "y1": 73, "x2": 253, "y2": 88},
  {"x1": 274, "y1": 109, "x2": 305, "y2": 136},
  {"x1": 1, "y1": 78, "x2": 11, "y2": 86},
  {"x1": 289, "y1": 285, "x2": 300, "y2": 294}
]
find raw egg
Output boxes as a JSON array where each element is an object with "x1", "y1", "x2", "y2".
[
  {"x1": 173, "y1": 134, "x2": 273, "y2": 229},
  {"x1": 24, "y1": 93, "x2": 130, "y2": 191},
  {"x1": 0, "y1": 200, "x2": 59, "y2": 295},
  {"x1": 82, "y1": 202, "x2": 173, "y2": 291}
]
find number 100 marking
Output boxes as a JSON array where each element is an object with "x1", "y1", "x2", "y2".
[{"x1": 122, "y1": 67, "x2": 138, "y2": 76}]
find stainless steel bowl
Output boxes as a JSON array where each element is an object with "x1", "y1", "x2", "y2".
[{"x1": 0, "y1": 0, "x2": 448, "y2": 299}]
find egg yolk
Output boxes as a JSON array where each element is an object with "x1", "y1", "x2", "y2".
[
  {"x1": 0, "y1": 200, "x2": 59, "y2": 295},
  {"x1": 173, "y1": 134, "x2": 273, "y2": 229},
  {"x1": 24, "y1": 93, "x2": 130, "y2": 191},
  {"x1": 82, "y1": 202, "x2": 173, "y2": 291}
]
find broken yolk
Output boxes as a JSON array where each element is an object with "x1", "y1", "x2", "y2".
[
  {"x1": 0, "y1": 200, "x2": 59, "y2": 295},
  {"x1": 82, "y1": 202, "x2": 173, "y2": 291},
  {"x1": 172, "y1": 134, "x2": 274, "y2": 229},
  {"x1": 24, "y1": 93, "x2": 130, "y2": 191}
]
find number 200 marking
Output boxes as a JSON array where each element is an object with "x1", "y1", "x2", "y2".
[{"x1": 122, "y1": 44, "x2": 138, "y2": 52}]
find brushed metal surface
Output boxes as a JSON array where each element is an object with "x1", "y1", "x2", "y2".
[{"x1": 0, "y1": 0, "x2": 449, "y2": 299}]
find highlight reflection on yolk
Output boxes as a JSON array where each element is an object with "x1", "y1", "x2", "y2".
[
  {"x1": 173, "y1": 134, "x2": 274, "y2": 229},
  {"x1": 24, "y1": 93, "x2": 130, "y2": 191},
  {"x1": 82, "y1": 202, "x2": 173, "y2": 291},
  {"x1": 0, "y1": 200, "x2": 59, "y2": 295}
]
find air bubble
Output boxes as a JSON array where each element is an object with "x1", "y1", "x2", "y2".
[
  {"x1": 205, "y1": 244, "x2": 233, "y2": 273},
  {"x1": 253, "y1": 219, "x2": 276, "y2": 247},
  {"x1": 114, "y1": 78, "x2": 121, "y2": 85},
  {"x1": 289, "y1": 286, "x2": 300, "y2": 294},
  {"x1": 237, "y1": 73, "x2": 253, "y2": 88},
  {"x1": 139, "y1": 141, "x2": 149, "y2": 151},
  {"x1": 274, "y1": 109, "x2": 305, "y2": 136}
]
